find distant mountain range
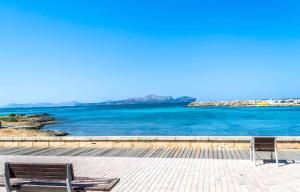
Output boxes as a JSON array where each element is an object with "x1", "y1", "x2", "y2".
[
  {"x1": 2, "y1": 101, "x2": 82, "y2": 108},
  {"x1": 1, "y1": 95, "x2": 196, "y2": 108},
  {"x1": 87, "y1": 95, "x2": 196, "y2": 106}
]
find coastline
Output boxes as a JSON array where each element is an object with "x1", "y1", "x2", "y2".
[
  {"x1": 0, "y1": 128, "x2": 66, "y2": 137},
  {"x1": 0, "y1": 113, "x2": 67, "y2": 137}
]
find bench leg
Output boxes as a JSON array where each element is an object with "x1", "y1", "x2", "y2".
[
  {"x1": 275, "y1": 150, "x2": 279, "y2": 166},
  {"x1": 253, "y1": 150, "x2": 256, "y2": 166},
  {"x1": 4, "y1": 163, "x2": 12, "y2": 192},
  {"x1": 66, "y1": 165, "x2": 73, "y2": 192},
  {"x1": 270, "y1": 152, "x2": 273, "y2": 160}
]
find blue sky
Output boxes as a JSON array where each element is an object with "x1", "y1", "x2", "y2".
[{"x1": 0, "y1": 0, "x2": 300, "y2": 105}]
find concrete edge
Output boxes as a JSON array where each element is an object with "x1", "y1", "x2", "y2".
[{"x1": 0, "y1": 136, "x2": 300, "y2": 141}]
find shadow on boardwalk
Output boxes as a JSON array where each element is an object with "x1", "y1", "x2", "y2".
[{"x1": 0, "y1": 147, "x2": 300, "y2": 162}]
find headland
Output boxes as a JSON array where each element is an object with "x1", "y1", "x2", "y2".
[{"x1": 0, "y1": 113, "x2": 67, "y2": 137}]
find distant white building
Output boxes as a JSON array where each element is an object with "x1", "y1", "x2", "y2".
[{"x1": 267, "y1": 99, "x2": 300, "y2": 105}]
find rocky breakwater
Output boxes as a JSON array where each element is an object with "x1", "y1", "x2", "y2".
[
  {"x1": 0, "y1": 113, "x2": 68, "y2": 136},
  {"x1": 188, "y1": 99, "x2": 300, "y2": 107},
  {"x1": 188, "y1": 100, "x2": 260, "y2": 107}
]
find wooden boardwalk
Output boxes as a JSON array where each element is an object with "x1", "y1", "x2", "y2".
[
  {"x1": 1, "y1": 147, "x2": 300, "y2": 160},
  {"x1": 1, "y1": 147, "x2": 300, "y2": 191}
]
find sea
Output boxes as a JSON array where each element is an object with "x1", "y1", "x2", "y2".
[{"x1": 1, "y1": 104, "x2": 300, "y2": 136}]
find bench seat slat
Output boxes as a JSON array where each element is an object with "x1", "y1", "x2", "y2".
[
  {"x1": 9, "y1": 175, "x2": 67, "y2": 180},
  {"x1": 9, "y1": 164, "x2": 68, "y2": 169},
  {"x1": 10, "y1": 167, "x2": 67, "y2": 171},
  {"x1": 12, "y1": 171, "x2": 66, "y2": 176},
  {"x1": 255, "y1": 140, "x2": 275, "y2": 143},
  {"x1": 7, "y1": 163, "x2": 74, "y2": 180},
  {"x1": 252, "y1": 137, "x2": 276, "y2": 152}
]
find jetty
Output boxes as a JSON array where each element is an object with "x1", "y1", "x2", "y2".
[
  {"x1": 188, "y1": 98, "x2": 300, "y2": 107},
  {"x1": 1, "y1": 136, "x2": 300, "y2": 191}
]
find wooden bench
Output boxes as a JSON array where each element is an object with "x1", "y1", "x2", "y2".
[
  {"x1": 2, "y1": 163, "x2": 120, "y2": 192},
  {"x1": 250, "y1": 137, "x2": 279, "y2": 166}
]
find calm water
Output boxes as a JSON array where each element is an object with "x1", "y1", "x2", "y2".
[{"x1": 1, "y1": 104, "x2": 300, "y2": 136}]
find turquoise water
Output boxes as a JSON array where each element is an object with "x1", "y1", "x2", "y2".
[{"x1": 1, "y1": 104, "x2": 300, "y2": 136}]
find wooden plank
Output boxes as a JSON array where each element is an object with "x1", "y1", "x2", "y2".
[
  {"x1": 199, "y1": 147, "x2": 205, "y2": 159},
  {"x1": 179, "y1": 147, "x2": 188, "y2": 158},
  {"x1": 93, "y1": 148, "x2": 113, "y2": 157},
  {"x1": 150, "y1": 148, "x2": 164, "y2": 158},
  {"x1": 171, "y1": 147, "x2": 182, "y2": 158},
  {"x1": 7, "y1": 148, "x2": 43, "y2": 155},
  {"x1": 74, "y1": 148, "x2": 99, "y2": 156},
  {"x1": 0, "y1": 147, "x2": 13, "y2": 153},
  {"x1": 194, "y1": 147, "x2": 201, "y2": 159},
  {"x1": 27, "y1": 147, "x2": 58, "y2": 156},
  {"x1": 0, "y1": 147, "x2": 28, "y2": 155},
  {"x1": 114, "y1": 148, "x2": 133, "y2": 157}
]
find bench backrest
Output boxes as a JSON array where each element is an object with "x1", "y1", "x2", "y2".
[
  {"x1": 5, "y1": 163, "x2": 75, "y2": 181},
  {"x1": 253, "y1": 137, "x2": 276, "y2": 151}
]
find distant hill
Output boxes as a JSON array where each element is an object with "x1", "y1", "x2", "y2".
[
  {"x1": 1, "y1": 95, "x2": 196, "y2": 108},
  {"x1": 92, "y1": 94, "x2": 196, "y2": 105},
  {"x1": 2, "y1": 101, "x2": 82, "y2": 108}
]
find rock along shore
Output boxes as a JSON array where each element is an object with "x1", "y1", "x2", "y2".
[
  {"x1": 0, "y1": 113, "x2": 68, "y2": 137},
  {"x1": 188, "y1": 99, "x2": 300, "y2": 107}
]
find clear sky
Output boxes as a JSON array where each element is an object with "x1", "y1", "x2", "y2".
[{"x1": 1, "y1": 0, "x2": 300, "y2": 105}]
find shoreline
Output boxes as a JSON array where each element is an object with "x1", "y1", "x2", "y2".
[{"x1": 0, "y1": 113, "x2": 68, "y2": 137}]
